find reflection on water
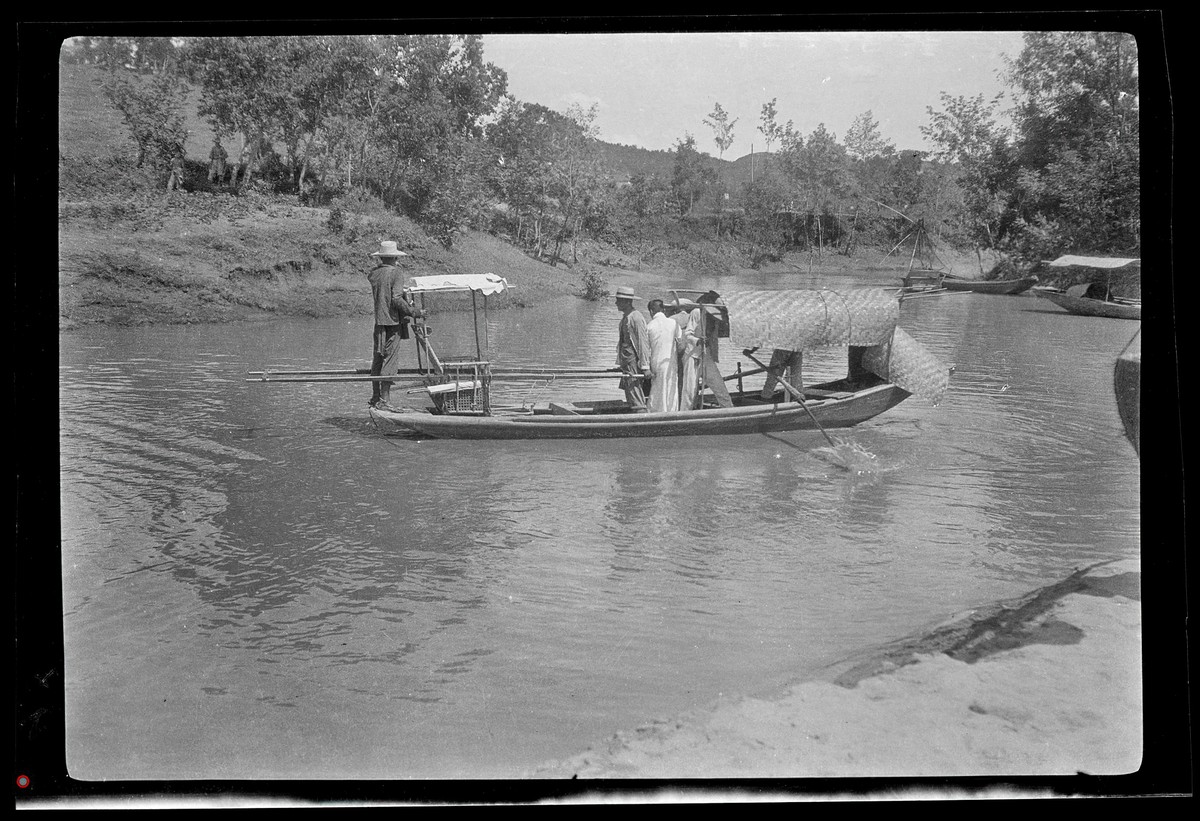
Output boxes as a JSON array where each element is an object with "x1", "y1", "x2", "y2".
[{"x1": 59, "y1": 287, "x2": 1139, "y2": 779}]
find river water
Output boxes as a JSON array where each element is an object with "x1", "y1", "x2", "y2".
[{"x1": 58, "y1": 275, "x2": 1141, "y2": 780}]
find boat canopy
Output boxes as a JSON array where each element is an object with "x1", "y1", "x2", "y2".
[
  {"x1": 405, "y1": 273, "x2": 511, "y2": 295},
  {"x1": 862, "y1": 326, "x2": 950, "y2": 406},
  {"x1": 1045, "y1": 255, "x2": 1140, "y2": 269},
  {"x1": 687, "y1": 288, "x2": 949, "y2": 405},
  {"x1": 719, "y1": 289, "x2": 900, "y2": 351}
]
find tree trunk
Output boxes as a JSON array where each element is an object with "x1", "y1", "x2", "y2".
[{"x1": 843, "y1": 211, "x2": 858, "y2": 256}]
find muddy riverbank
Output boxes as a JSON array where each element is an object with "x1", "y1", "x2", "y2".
[{"x1": 529, "y1": 560, "x2": 1146, "y2": 793}]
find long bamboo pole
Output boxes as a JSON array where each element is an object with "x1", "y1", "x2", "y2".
[
  {"x1": 247, "y1": 366, "x2": 624, "y2": 377},
  {"x1": 742, "y1": 350, "x2": 838, "y2": 447},
  {"x1": 471, "y1": 290, "x2": 482, "y2": 361},
  {"x1": 245, "y1": 375, "x2": 428, "y2": 383},
  {"x1": 247, "y1": 367, "x2": 766, "y2": 385}
]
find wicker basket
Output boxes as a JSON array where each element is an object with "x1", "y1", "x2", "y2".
[{"x1": 427, "y1": 379, "x2": 488, "y2": 414}]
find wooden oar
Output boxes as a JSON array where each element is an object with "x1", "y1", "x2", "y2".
[
  {"x1": 491, "y1": 372, "x2": 624, "y2": 380},
  {"x1": 742, "y1": 350, "x2": 838, "y2": 447}
]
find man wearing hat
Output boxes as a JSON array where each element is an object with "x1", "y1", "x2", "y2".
[
  {"x1": 682, "y1": 291, "x2": 733, "y2": 409},
  {"x1": 614, "y1": 286, "x2": 650, "y2": 412},
  {"x1": 367, "y1": 240, "x2": 425, "y2": 411}
]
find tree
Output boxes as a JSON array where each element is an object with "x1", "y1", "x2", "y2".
[
  {"x1": 921, "y1": 93, "x2": 1015, "y2": 257},
  {"x1": 74, "y1": 36, "x2": 136, "y2": 69},
  {"x1": 843, "y1": 112, "x2": 898, "y2": 211},
  {"x1": 486, "y1": 99, "x2": 604, "y2": 261},
  {"x1": 99, "y1": 67, "x2": 189, "y2": 172},
  {"x1": 622, "y1": 171, "x2": 670, "y2": 219},
  {"x1": 131, "y1": 37, "x2": 178, "y2": 74},
  {"x1": 1003, "y1": 31, "x2": 1139, "y2": 255},
  {"x1": 703, "y1": 102, "x2": 738, "y2": 160},
  {"x1": 365, "y1": 34, "x2": 507, "y2": 236},
  {"x1": 843, "y1": 110, "x2": 894, "y2": 161},
  {"x1": 757, "y1": 98, "x2": 784, "y2": 153},
  {"x1": 671, "y1": 134, "x2": 715, "y2": 215},
  {"x1": 181, "y1": 37, "x2": 297, "y2": 189},
  {"x1": 1006, "y1": 32, "x2": 1138, "y2": 166},
  {"x1": 181, "y1": 33, "x2": 508, "y2": 236},
  {"x1": 546, "y1": 103, "x2": 606, "y2": 264},
  {"x1": 796, "y1": 124, "x2": 852, "y2": 212},
  {"x1": 277, "y1": 35, "x2": 383, "y2": 192},
  {"x1": 741, "y1": 163, "x2": 796, "y2": 258}
]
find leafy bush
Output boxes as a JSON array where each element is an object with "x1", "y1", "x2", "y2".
[
  {"x1": 331, "y1": 186, "x2": 390, "y2": 217},
  {"x1": 327, "y1": 205, "x2": 347, "y2": 234},
  {"x1": 59, "y1": 152, "x2": 155, "y2": 199},
  {"x1": 580, "y1": 267, "x2": 609, "y2": 301}
]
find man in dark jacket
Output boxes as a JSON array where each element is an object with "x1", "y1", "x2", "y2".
[
  {"x1": 367, "y1": 241, "x2": 425, "y2": 410},
  {"x1": 208, "y1": 139, "x2": 228, "y2": 183},
  {"x1": 613, "y1": 286, "x2": 650, "y2": 412}
]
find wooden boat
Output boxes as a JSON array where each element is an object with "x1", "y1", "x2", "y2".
[
  {"x1": 1113, "y1": 331, "x2": 1140, "y2": 457},
  {"x1": 250, "y1": 278, "x2": 950, "y2": 441},
  {"x1": 356, "y1": 282, "x2": 950, "y2": 441},
  {"x1": 900, "y1": 269, "x2": 946, "y2": 295},
  {"x1": 941, "y1": 274, "x2": 1039, "y2": 295},
  {"x1": 370, "y1": 376, "x2": 913, "y2": 440},
  {"x1": 881, "y1": 214, "x2": 950, "y2": 296},
  {"x1": 1034, "y1": 284, "x2": 1142, "y2": 320}
]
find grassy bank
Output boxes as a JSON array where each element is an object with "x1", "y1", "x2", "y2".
[{"x1": 57, "y1": 188, "x2": 599, "y2": 328}]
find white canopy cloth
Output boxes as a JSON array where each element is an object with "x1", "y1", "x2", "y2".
[
  {"x1": 405, "y1": 273, "x2": 511, "y2": 295},
  {"x1": 1045, "y1": 256, "x2": 1140, "y2": 269}
]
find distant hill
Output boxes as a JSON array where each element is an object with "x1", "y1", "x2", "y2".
[{"x1": 593, "y1": 140, "x2": 753, "y2": 188}]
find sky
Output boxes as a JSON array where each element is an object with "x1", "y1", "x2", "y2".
[{"x1": 479, "y1": 31, "x2": 1029, "y2": 158}]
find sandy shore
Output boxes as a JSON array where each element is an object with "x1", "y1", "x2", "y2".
[{"x1": 527, "y1": 558, "x2": 1142, "y2": 795}]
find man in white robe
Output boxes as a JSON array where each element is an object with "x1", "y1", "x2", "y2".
[{"x1": 645, "y1": 299, "x2": 682, "y2": 413}]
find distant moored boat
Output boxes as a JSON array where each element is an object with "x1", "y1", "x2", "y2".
[{"x1": 942, "y1": 274, "x2": 1039, "y2": 295}]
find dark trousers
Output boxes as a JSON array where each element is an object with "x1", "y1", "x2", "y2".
[
  {"x1": 370, "y1": 324, "x2": 404, "y2": 404},
  {"x1": 620, "y1": 374, "x2": 649, "y2": 412}
]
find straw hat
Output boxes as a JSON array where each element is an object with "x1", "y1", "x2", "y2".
[
  {"x1": 370, "y1": 240, "x2": 409, "y2": 258},
  {"x1": 614, "y1": 285, "x2": 640, "y2": 301}
]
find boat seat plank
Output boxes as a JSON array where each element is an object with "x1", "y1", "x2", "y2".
[
  {"x1": 426, "y1": 380, "x2": 484, "y2": 394},
  {"x1": 781, "y1": 388, "x2": 854, "y2": 400}
]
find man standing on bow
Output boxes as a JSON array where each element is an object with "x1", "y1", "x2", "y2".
[
  {"x1": 367, "y1": 240, "x2": 425, "y2": 411},
  {"x1": 614, "y1": 286, "x2": 650, "y2": 412}
]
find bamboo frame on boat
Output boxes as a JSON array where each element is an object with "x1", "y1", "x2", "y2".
[{"x1": 246, "y1": 366, "x2": 769, "y2": 383}]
